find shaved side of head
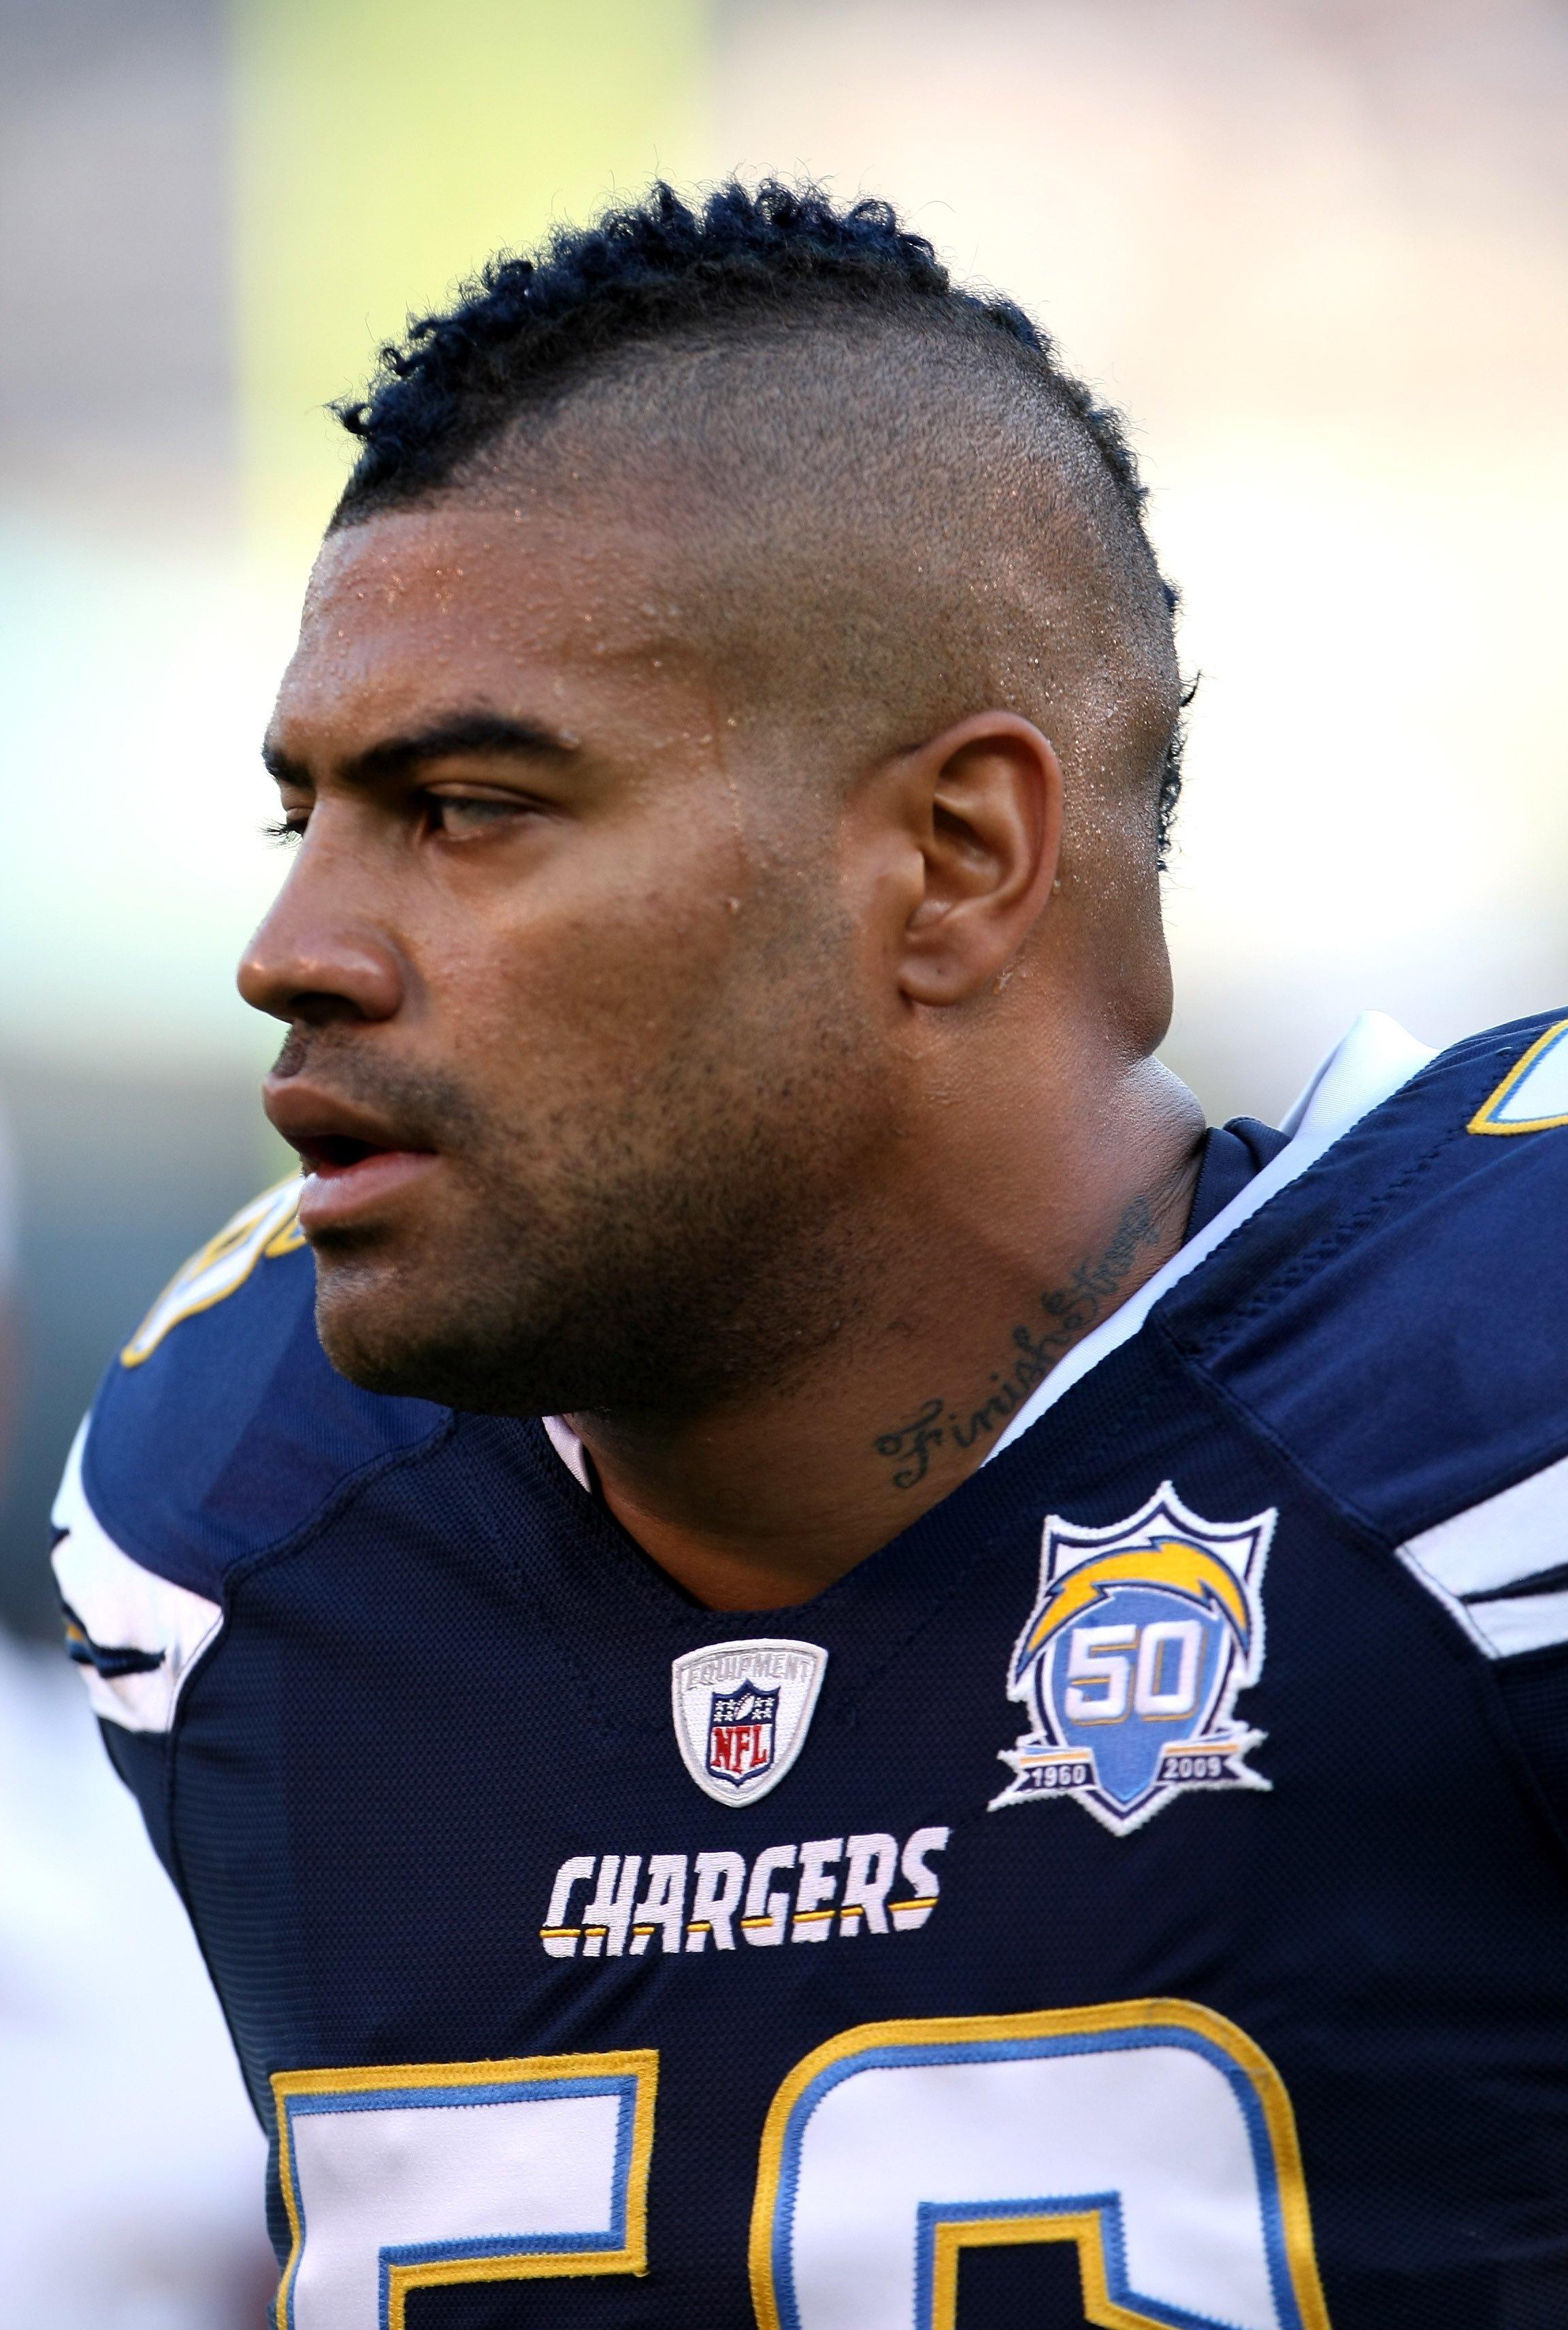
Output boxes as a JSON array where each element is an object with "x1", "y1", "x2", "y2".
[
  {"x1": 463, "y1": 305, "x2": 1179, "y2": 832},
  {"x1": 388, "y1": 321, "x2": 1175, "y2": 1043},
  {"x1": 329, "y1": 182, "x2": 1185, "y2": 857}
]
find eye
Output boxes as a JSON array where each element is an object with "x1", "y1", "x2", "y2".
[
  {"x1": 263, "y1": 813, "x2": 308, "y2": 847},
  {"x1": 424, "y1": 791, "x2": 535, "y2": 840}
]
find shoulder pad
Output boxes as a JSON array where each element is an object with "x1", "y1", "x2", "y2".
[
  {"x1": 1167, "y1": 1009, "x2": 1568, "y2": 1586},
  {"x1": 73, "y1": 1177, "x2": 448, "y2": 1600}
]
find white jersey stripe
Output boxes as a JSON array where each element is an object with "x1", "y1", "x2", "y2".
[
  {"x1": 1401, "y1": 1449, "x2": 1568, "y2": 1658},
  {"x1": 50, "y1": 1420, "x2": 224, "y2": 1732}
]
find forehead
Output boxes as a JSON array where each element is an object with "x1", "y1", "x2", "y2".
[{"x1": 274, "y1": 494, "x2": 696, "y2": 746}]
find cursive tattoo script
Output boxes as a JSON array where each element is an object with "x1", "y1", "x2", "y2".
[
  {"x1": 874, "y1": 1196, "x2": 1160, "y2": 1488},
  {"x1": 874, "y1": 1396, "x2": 947, "y2": 1491}
]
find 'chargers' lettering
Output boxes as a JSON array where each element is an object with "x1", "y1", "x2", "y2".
[
  {"x1": 686, "y1": 1850, "x2": 747, "y2": 1952},
  {"x1": 540, "y1": 1827, "x2": 949, "y2": 1961}
]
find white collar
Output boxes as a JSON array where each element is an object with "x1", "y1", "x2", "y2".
[
  {"x1": 983, "y1": 1011, "x2": 1435, "y2": 1465},
  {"x1": 543, "y1": 1411, "x2": 593, "y2": 1492}
]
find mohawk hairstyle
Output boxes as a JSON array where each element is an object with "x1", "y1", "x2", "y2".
[{"x1": 333, "y1": 180, "x2": 1186, "y2": 857}]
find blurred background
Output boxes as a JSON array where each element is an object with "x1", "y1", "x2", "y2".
[{"x1": 1, "y1": 0, "x2": 1564, "y2": 2318}]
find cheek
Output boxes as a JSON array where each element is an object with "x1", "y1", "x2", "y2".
[{"x1": 425, "y1": 876, "x2": 751, "y2": 1096}]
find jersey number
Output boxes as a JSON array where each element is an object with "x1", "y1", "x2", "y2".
[
  {"x1": 272, "y1": 2052, "x2": 656, "y2": 2329},
  {"x1": 272, "y1": 2002, "x2": 1328, "y2": 2330}
]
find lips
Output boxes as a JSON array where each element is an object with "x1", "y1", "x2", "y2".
[
  {"x1": 265, "y1": 1081, "x2": 427, "y2": 1161},
  {"x1": 264, "y1": 1086, "x2": 440, "y2": 1229}
]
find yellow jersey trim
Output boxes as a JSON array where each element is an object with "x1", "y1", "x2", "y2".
[
  {"x1": 121, "y1": 1175, "x2": 305, "y2": 1366},
  {"x1": 748, "y1": 1997, "x2": 1329, "y2": 2330},
  {"x1": 927, "y1": 2201, "x2": 1158, "y2": 2330},
  {"x1": 272, "y1": 2048, "x2": 657, "y2": 2326},
  {"x1": 1469, "y1": 1018, "x2": 1568, "y2": 1135}
]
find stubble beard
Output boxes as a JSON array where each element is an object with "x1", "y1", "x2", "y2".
[{"x1": 305, "y1": 980, "x2": 893, "y2": 1422}]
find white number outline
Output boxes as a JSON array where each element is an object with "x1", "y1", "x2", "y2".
[
  {"x1": 748, "y1": 1999, "x2": 1330, "y2": 2330},
  {"x1": 272, "y1": 2049, "x2": 657, "y2": 2330}
]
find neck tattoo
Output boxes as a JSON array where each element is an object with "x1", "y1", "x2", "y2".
[{"x1": 872, "y1": 1195, "x2": 1160, "y2": 1491}]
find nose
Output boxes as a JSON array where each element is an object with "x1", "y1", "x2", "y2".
[{"x1": 238, "y1": 832, "x2": 406, "y2": 1028}]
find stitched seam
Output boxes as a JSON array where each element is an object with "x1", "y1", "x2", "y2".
[
  {"x1": 512, "y1": 1413, "x2": 723, "y2": 1631},
  {"x1": 167, "y1": 1420, "x2": 460, "y2": 1782},
  {"x1": 1151, "y1": 1318, "x2": 1526, "y2": 1681},
  {"x1": 1177, "y1": 1119, "x2": 1462, "y2": 1356},
  {"x1": 219, "y1": 1413, "x2": 460, "y2": 1590},
  {"x1": 1190, "y1": 1016, "x2": 1563, "y2": 1350},
  {"x1": 460, "y1": 1417, "x2": 640, "y2": 1750},
  {"x1": 163, "y1": 1414, "x2": 465, "y2": 2135},
  {"x1": 1166, "y1": 1022, "x2": 1539, "y2": 1355}
]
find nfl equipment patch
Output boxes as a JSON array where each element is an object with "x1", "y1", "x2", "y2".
[
  {"x1": 671, "y1": 1639, "x2": 828, "y2": 1807},
  {"x1": 993, "y1": 1482, "x2": 1273, "y2": 1835}
]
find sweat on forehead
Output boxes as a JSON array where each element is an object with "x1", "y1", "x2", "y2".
[
  {"x1": 419, "y1": 323, "x2": 1179, "y2": 821},
  {"x1": 327, "y1": 181, "x2": 1183, "y2": 847}
]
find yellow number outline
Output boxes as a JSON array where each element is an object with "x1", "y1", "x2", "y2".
[
  {"x1": 272, "y1": 2049, "x2": 657, "y2": 2329},
  {"x1": 748, "y1": 1997, "x2": 1330, "y2": 2330},
  {"x1": 925, "y1": 2199, "x2": 1157, "y2": 2330}
]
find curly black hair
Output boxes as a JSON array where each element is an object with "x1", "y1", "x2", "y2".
[{"x1": 333, "y1": 180, "x2": 1185, "y2": 857}]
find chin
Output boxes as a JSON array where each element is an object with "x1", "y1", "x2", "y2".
[
  {"x1": 314, "y1": 1270, "x2": 457, "y2": 1403},
  {"x1": 311, "y1": 1269, "x2": 549, "y2": 1414}
]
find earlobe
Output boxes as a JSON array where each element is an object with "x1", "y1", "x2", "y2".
[{"x1": 896, "y1": 714, "x2": 1062, "y2": 1010}]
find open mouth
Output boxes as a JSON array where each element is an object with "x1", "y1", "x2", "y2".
[
  {"x1": 287, "y1": 1128, "x2": 440, "y2": 1229},
  {"x1": 292, "y1": 1134, "x2": 406, "y2": 1176},
  {"x1": 263, "y1": 1085, "x2": 441, "y2": 1221}
]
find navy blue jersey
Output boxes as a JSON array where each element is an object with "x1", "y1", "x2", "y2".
[{"x1": 51, "y1": 1008, "x2": 1568, "y2": 2330}]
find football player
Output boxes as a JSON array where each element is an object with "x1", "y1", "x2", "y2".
[{"x1": 52, "y1": 182, "x2": 1568, "y2": 2328}]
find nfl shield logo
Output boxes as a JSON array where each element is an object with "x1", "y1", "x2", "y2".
[
  {"x1": 992, "y1": 1481, "x2": 1275, "y2": 1836},
  {"x1": 671, "y1": 1638, "x2": 828, "y2": 1806},
  {"x1": 706, "y1": 1683, "x2": 779, "y2": 1787}
]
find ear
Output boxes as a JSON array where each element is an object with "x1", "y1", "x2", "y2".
[{"x1": 894, "y1": 712, "x2": 1063, "y2": 1008}]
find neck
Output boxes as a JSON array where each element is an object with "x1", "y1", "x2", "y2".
[{"x1": 568, "y1": 1054, "x2": 1205, "y2": 1611}]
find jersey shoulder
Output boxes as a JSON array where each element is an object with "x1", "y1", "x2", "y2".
[
  {"x1": 53, "y1": 1178, "x2": 447, "y2": 1730},
  {"x1": 1163, "y1": 1008, "x2": 1568, "y2": 1652}
]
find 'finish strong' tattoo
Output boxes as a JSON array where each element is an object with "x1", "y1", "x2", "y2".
[{"x1": 872, "y1": 1196, "x2": 1159, "y2": 1490}]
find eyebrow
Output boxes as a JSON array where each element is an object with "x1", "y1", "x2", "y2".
[{"x1": 261, "y1": 711, "x2": 576, "y2": 787}]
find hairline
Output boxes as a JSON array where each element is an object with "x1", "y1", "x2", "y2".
[{"x1": 325, "y1": 305, "x2": 1180, "y2": 854}]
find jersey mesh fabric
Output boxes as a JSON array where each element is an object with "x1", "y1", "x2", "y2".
[{"x1": 61, "y1": 1008, "x2": 1568, "y2": 2327}]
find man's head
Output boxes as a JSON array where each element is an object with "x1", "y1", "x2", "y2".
[{"x1": 242, "y1": 181, "x2": 1185, "y2": 1420}]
